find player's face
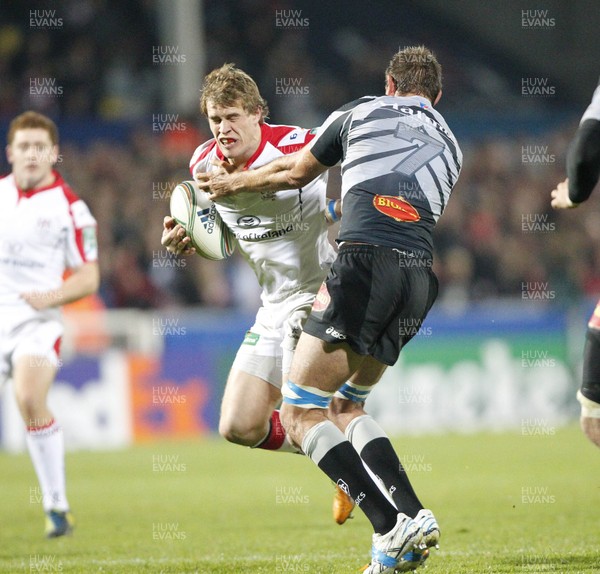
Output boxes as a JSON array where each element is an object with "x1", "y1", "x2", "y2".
[
  {"x1": 206, "y1": 100, "x2": 262, "y2": 167},
  {"x1": 6, "y1": 128, "x2": 58, "y2": 190}
]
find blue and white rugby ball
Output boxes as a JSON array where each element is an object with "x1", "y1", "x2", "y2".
[{"x1": 169, "y1": 180, "x2": 235, "y2": 261}]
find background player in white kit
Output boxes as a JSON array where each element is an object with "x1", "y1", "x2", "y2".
[
  {"x1": 551, "y1": 79, "x2": 600, "y2": 447},
  {"x1": 0, "y1": 111, "x2": 100, "y2": 537},
  {"x1": 162, "y1": 64, "x2": 357, "y2": 523}
]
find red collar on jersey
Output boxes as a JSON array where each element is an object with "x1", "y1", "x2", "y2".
[
  {"x1": 242, "y1": 123, "x2": 271, "y2": 170},
  {"x1": 212, "y1": 124, "x2": 282, "y2": 171},
  {"x1": 16, "y1": 169, "x2": 63, "y2": 199}
]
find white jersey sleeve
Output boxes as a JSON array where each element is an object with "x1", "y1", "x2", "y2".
[{"x1": 65, "y1": 198, "x2": 98, "y2": 268}]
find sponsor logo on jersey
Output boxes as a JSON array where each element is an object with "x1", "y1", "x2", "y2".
[
  {"x1": 236, "y1": 226, "x2": 293, "y2": 241},
  {"x1": 242, "y1": 331, "x2": 260, "y2": 346},
  {"x1": 326, "y1": 326, "x2": 347, "y2": 340},
  {"x1": 198, "y1": 206, "x2": 216, "y2": 234},
  {"x1": 237, "y1": 215, "x2": 261, "y2": 228},
  {"x1": 373, "y1": 194, "x2": 420, "y2": 222},
  {"x1": 312, "y1": 283, "x2": 330, "y2": 312}
]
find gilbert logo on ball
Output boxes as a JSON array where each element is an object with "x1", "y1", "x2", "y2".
[{"x1": 169, "y1": 180, "x2": 235, "y2": 260}]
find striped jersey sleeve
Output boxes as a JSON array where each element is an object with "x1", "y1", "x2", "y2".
[{"x1": 567, "y1": 78, "x2": 600, "y2": 204}]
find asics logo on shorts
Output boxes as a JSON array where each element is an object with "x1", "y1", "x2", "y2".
[{"x1": 326, "y1": 326, "x2": 346, "y2": 340}]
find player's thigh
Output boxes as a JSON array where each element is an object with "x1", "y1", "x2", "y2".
[
  {"x1": 289, "y1": 332, "x2": 365, "y2": 393},
  {"x1": 12, "y1": 355, "x2": 57, "y2": 410},
  {"x1": 281, "y1": 300, "x2": 314, "y2": 381},
  {"x1": 10, "y1": 319, "x2": 62, "y2": 410},
  {"x1": 220, "y1": 367, "x2": 282, "y2": 430}
]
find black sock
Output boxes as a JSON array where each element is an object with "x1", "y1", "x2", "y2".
[
  {"x1": 359, "y1": 437, "x2": 423, "y2": 518},
  {"x1": 317, "y1": 440, "x2": 398, "y2": 534}
]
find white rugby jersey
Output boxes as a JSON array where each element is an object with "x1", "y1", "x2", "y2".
[
  {"x1": 310, "y1": 95, "x2": 462, "y2": 257},
  {"x1": 190, "y1": 123, "x2": 335, "y2": 305},
  {"x1": 0, "y1": 171, "x2": 97, "y2": 319}
]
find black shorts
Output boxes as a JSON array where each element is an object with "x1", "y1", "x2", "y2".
[{"x1": 304, "y1": 243, "x2": 438, "y2": 366}]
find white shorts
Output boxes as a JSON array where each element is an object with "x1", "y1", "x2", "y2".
[
  {"x1": 232, "y1": 291, "x2": 315, "y2": 388},
  {"x1": 0, "y1": 313, "x2": 63, "y2": 385}
]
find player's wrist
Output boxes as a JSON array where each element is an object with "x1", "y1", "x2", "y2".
[
  {"x1": 325, "y1": 199, "x2": 341, "y2": 224},
  {"x1": 45, "y1": 289, "x2": 63, "y2": 308}
]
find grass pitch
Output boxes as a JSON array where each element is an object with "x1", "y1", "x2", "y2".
[{"x1": 1, "y1": 423, "x2": 599, "y2": 573}]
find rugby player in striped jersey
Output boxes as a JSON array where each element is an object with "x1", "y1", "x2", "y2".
[
  {"x1": 552, "y1": 78, "x2": 600, "y2": 448},
  {"x1": 201, "y1": 46, "x2": 462, "y2": 573}
]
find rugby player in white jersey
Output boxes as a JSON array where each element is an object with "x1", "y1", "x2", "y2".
[
  {"x1": 161, "y1": 64, "x2": 357, "y2": 522},
  {"x1": 551, "y1": 79, "x2": 600, "y2": 448},
  {"x1": 201, "y1": 47, "x2": 462, "y2": 573},
  {"x1": 1, "y1": 111, "x2": 99, "y2": 537}
]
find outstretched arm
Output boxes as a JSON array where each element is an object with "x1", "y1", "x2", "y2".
[
  {"x1": 552, "y1": 118, "x2": 600, "y2": 210},
  {"x1": 196, "y1": 147, "x2": 329, "y2": 200},
  {"x1": 567, "y1": 118, "x2": 600, "y2": 204}
]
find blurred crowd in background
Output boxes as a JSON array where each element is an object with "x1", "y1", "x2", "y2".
[{"x1": 0, "y1": 0, "x2": 598, "y2": 311}]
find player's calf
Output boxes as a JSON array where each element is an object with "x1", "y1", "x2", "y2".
[
  {"x1": 577, "y1": 391, "x2": 600, "y2": 448},
  {"x1": 578, "y1": 326, "x2": 600, "y2": 448}
]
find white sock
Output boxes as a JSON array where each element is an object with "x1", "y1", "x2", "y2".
[
  {"x1": 26, "y1": 420, "x2": 69, "y2": 512},
  {"x1": 346, "y1": 415, "x2": 397, "y2": 507}
]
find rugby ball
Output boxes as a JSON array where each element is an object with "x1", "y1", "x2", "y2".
[{"x1": 169, "y1": 180, "x2": 235, "y2": 261}]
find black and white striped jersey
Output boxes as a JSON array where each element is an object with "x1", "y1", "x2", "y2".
[
  {"x1": 310, "y1": 95, "x2": 462, "y2": 256},
  {"x1": 568, "y1": 77, "x2": 600, "y2": 204}
]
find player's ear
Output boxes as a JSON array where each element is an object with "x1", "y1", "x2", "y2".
[
  {"x1": 5, "y1": 144, "x2": 13, "y2": 165},
  {"x1": 50, "y1": 144, "x2": 59, "y2": 165},
  {"x1": 433, "y1": 90, "x2": 442, "y2": 106},
  {"x1": 385, "y1": 75, "x2": 397, "y2": 96}
]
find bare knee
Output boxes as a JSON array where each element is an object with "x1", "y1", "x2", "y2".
[
  {"x1": 218, "y1": 417, "x2": 268, "y2": 447},
  {"x1": 12, "y1": 358, "x2": 56, "y2": 426},
  {"x1": 13, "y1": 388, "x2": 48, "y2": 426}
]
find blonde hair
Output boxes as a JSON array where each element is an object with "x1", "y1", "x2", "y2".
[{"x1": 200, "y1": 63, "x2": 269, "y2": 123}]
